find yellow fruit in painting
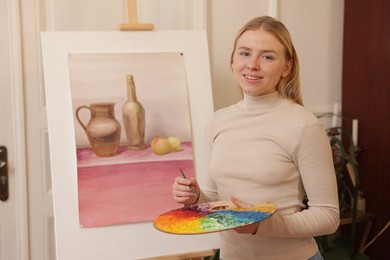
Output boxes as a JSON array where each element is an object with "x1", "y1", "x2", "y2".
[
  {"x1": 168, "y1": 136, "x2": 181, "y2": 152},
  {"x1": 151, "y1": 136, "x2": 170, "y2": 155}
]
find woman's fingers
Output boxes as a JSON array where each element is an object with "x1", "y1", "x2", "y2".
[
  {"x1": 231, "y1": 197, "x2": 258, "y2": 234},
  {"x1": 234, "y1": 222, "x2": 259, "y2": 234},
  {"x1": 172, "y1": 176, "x2": 198, "y2": 203}
]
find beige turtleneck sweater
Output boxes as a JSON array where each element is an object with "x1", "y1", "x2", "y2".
[{"x1": 197, "y1": 92, "x2": 339, "y2": 260}]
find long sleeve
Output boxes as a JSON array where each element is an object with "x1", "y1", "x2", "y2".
[
  {"x1": 257, "y1": 122, "x2": 339, "y2": 238},
  {"x1": 197, "y1": 118, "x2": 218, "y2": 203}
]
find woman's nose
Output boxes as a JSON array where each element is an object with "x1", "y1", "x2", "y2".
[{"x1": 246, "y1": 58, "x2": 260, "y2": 70}]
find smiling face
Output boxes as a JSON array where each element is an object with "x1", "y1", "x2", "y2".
[{"x1": 231, "y1": 28, "x2": 292, "y2": 96}]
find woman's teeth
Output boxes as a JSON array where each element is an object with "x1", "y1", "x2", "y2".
[{"x1": 244, "y1": 74, "x2": 261, "y2": 80}]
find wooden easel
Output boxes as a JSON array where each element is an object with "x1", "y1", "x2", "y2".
[{"x1": 118, "y1": 0, "x2": 154, "y2": 31}]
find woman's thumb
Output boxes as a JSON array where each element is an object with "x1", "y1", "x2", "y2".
[{"x1": 231, "y1": 196, "x2": 252, "y2": 208}]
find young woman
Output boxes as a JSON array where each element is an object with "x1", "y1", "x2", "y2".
[{"x1": 172, "y1": 16, "x2": 339, "y2": 260}]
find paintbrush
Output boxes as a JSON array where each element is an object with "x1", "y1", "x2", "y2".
[{"x1": 179, "y1": 168, "x2": 198, "y2": 198}]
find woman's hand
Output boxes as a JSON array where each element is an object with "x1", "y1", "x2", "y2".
[
  {"x1": 231, "y1": 197, "x2": 260, "y2": 235},
  {"x1": 172, "y1": 176, "x2": 200, "y2": 205}
]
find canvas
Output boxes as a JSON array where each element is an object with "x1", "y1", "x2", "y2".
[{"x1": 41, "y1": 30, "x2": 219, "y2": 260}]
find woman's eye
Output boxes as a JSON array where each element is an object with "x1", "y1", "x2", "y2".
[
  {"x1": 262, "y1": 55, "x2": 273, "y2": 60},
  {"x1": 239, "y1": 51, "x2": 250, "y2": 57}
]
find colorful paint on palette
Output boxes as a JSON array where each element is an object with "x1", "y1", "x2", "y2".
[{"x1": 153, "y1": 201, "x2": 276, "y2": 234}]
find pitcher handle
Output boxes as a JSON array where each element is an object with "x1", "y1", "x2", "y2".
[{"x1": 75, "y1": 105, "x2": 91, "y2": 132}]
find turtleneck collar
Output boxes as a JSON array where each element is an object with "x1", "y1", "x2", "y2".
[{"x1": 239, "y1": 91, "x2": 280, "y2": 111}]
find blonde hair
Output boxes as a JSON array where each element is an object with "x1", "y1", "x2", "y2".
[{"x1": 231, "y1": 16, "x2": 303, "y2": 105}]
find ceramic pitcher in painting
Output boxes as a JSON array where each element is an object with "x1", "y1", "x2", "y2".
[{"x1": 75, "y1": 102, "x2": 121, "y2": 157}]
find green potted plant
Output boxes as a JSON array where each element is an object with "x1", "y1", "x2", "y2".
[{"x1": 315, "y1": 113, "x2": 369, "y2": 260}]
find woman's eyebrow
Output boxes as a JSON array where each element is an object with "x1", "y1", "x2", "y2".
[
  {"x1": 237, "y1": 46, "x2": 277, "y2": 54},
  {"x1": 236, "y1": 46, "x2": 251, "y2": 51}
]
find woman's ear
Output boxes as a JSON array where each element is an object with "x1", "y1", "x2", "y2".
[{"x1": 281, "y1": 59, "x2": 293, "y2": 78}]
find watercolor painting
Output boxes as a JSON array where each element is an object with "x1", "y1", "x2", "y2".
[
  {"x1": 153, "y1": 201, "x2": 277, "y2": 234},
  {"x1": 68, "y1": 52, "x2": 195, "y2": 228}
]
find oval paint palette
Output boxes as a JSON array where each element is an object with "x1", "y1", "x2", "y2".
[{"x1": 153, "y1": 201, "x2": 276, "y2": 234}]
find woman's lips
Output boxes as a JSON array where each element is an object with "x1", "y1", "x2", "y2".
[{"x1": 243, "y1": 74, "x2": 263, "y2": 80}]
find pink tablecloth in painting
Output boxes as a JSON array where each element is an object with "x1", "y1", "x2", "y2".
[{"x1": 77, "y1": 142, "x2": 194, "y2": 228}]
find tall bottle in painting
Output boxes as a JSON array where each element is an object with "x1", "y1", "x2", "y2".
[
  {"x1": 75, "y1": 102, "x2": 121, "y2": 157},
  {"x1": 122, "y1": 75, "x2": 146, "y2": 150}
]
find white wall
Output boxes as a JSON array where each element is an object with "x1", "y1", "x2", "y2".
[{"x1": 280, "y1": 0, "x2": 344, "y2": 114}]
